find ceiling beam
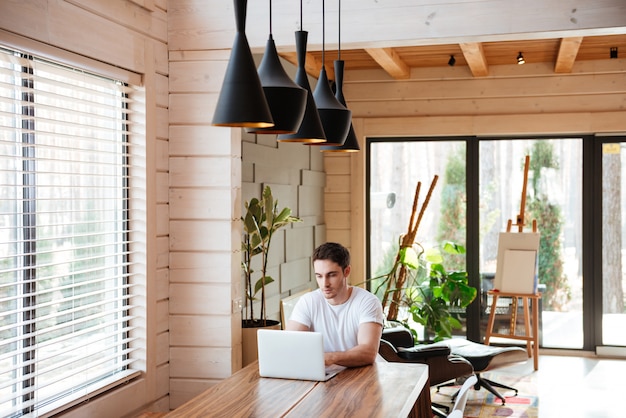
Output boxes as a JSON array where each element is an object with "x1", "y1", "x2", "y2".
[
  {"x1": 460, "y1": 42, "x2": 489, "y2": 77},
  {"x1": 364, "y1": 48, "x2": 410, "y2": 79},
  {"x1": 554, "y1": 37, "x2": 583, "y2": 73}
]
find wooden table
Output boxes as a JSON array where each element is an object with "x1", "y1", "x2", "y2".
[{"x1": 166, "y1": 361, "x2": 431, "y2": 418}]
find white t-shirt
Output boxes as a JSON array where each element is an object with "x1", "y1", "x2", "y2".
[{"x1": 289, "y1": 286, "x2": 384, "y2": 353}]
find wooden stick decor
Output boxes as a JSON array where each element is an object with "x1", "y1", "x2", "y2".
[
  {"x1": 383, "y1": 175, "x2": 439, "y2": 321},
  {"x1": 508, "y1": 155, "x2": 537, "y2": 233}
]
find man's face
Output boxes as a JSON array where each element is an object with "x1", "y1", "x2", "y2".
[{"x1": 314, "y1": 259, "x2": 350, "y2": 301}]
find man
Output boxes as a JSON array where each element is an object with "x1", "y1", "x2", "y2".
[{"x1": 287, "y1": 242, "x2": 384, "y2": 367}]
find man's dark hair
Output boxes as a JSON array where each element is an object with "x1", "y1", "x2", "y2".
[{"x1": 312, "y1": 242, "x2": 351, "y2": 270}]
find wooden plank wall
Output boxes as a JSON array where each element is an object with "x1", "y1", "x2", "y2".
[
  {"x1": 168, "y1": 3, "x2": 325, "y2": 411},
  {"x1": 168, "y1": 47, "x2": 242, "y2": 408},
  {"x1": 241, "y1": 133, "x2": 326, "y2": 320}
]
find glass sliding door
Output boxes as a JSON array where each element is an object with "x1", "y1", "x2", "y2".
[
  {"x1": 368, "y1": 139, "x2": 467, "y2": 335},
  {"x1": 601, "y1": 141, "x2": 626, "y2": 346},
  {"x1": 478, "y1": 138, "x2": 583, "y2": 348},
  {"x1": 367, "y1": 136, "x2": 609, "y2": 350}
]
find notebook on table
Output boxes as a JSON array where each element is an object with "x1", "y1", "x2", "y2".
[{"x1": 257, "y1": 329, "x2": 346, "y2": 381}]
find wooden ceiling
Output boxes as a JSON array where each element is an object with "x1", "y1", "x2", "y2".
[{"x1": 280, "y1": 33, "x2": 626, "y2": 80}]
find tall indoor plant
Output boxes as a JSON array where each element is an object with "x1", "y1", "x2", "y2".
[
  {"x1": 407, "y1": 242, "x2": 477, "y2": 341},
  {"x1": 241, "y1": 186, "x2": 300, "y2": 365},
  {"x1": 369, "y1": 176, "x2": 476, "y2": 342}
]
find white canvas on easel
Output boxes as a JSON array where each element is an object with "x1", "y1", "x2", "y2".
[{"x1": 494, "y1": 232, "x2": 540, "y2": 294}]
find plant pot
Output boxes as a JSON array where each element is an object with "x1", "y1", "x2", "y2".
[{"x1": 241, "y1": 319, "x2": 281, "y2": 367}]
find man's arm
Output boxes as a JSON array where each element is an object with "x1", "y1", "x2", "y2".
[
  {"x1": 324, "y1": 322, "x2": 382, "y2": 367},
  {"x1": 285, "y1": 320, "x2": 309, "y2": 331}
]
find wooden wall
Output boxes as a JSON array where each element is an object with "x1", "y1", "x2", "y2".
[
  {"x1": 241, "y1": 132, "x2": 326, "y2": 318},
  {"x1": 167, "y1": 2, "x2": 323, "y2": 410},
  {"x1": 167, "y1": 46, "x2": 242, "y2": 408}
]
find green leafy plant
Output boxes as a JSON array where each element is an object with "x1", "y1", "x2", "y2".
[
  {"x1": 525, "y1": 142, "x2": 570, "y2": 310},
  {"x1": 367, "y1": 176, "x2": 477, "y2": 342},
  {"x1": 242, "y1": 186, "x2": 301, "y2": 327},
  {"x1": 407, "y1": 242, "x2": 477, "y2": 341},
  {"x1": 370, "y1": 240, "x2": 477, "y2": 342}
]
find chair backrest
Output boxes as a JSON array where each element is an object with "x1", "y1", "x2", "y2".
[
  {"x1": 381, "y1": 322, "x2": 415, "y2": 348},
  {"x1": 447, "y1": 410, "x2": 463, "y2": 418},
  {"x1": 280, "y1": 289, "x2": 311, "y2": 328},
  {"x1": 450, "y1": 374, "x2": 477, "y2": 415}
]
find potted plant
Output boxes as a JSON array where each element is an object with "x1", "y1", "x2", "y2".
[
  {"x1": 372, "y1": 240, "x2": 476, "y2": 342},
  {"x1": 241, "y1": 185, "x2": 301, "y2": 365},
  {"x1": 407, "y1": 242, "x2": 477, "y2": 341},
  {"x1": 368, "y1": 176, "x2": 477, "y2": 342}
]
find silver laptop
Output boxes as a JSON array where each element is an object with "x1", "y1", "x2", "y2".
[{"x1": 257, "y1": 329, "x2": 346, "y2": 381}]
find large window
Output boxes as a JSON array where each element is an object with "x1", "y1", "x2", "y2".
[
  {"x1": 367, "y1": 136, "x2": 619, "y2": 351},
  {"x1": 0, "y1": 47, "x2": 143, "y2": 416},
  {"x1": 368, "y1": 139, "x2": 467, "y2": 336},
  {"x1": 478, "y1": 138, "x2": 583, "y2": 349}
]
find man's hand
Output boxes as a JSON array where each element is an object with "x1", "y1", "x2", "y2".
[{"x1": 324, "y1": 322, "x2": 382, "y2": 367}]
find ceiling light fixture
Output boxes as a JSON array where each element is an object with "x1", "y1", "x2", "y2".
[
  {"x1": 610, "y1": 47, "x2": 618, "y2": 59},
  {"x1": 321, "y1": 0, "x2": 359, "y2": 153},
  {"x1": 311, "y1": 0, "x2": 352, "y2": 146},
  {"x1": 247, "y1": 0, "x2": 307, "y2": 134},
  {"x1": 212, "y1": 0, "x2": 274, "y2": 128},
  {"x1": 277, "y1": 0, "x2": 327, "y2": 143},
  {"x1": 517, "y1": 51, "x2": 525, "y2": 65},
  {"x1": 448, "y1": 55, "x2": 456, "y2": 66}
]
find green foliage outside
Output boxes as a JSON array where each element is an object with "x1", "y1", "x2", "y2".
[
  {"x1": 436, "y1": 147, "x2": 466, "y2": 271},
  {"x1": 370, "y1": 240, "x2": 400, "y2": 300},
  {"x1": 526, "y1": 142, "x2": 570, "y2": 310}
]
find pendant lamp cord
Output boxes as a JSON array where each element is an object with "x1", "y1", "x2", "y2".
[
  {"x1": 299, "y1": 0, "x2": 303, "y2": 31},
  {"x1": 269, "y1": 0, "x2": 273, "y2": 35},
  {"x1": 338, "y1": 0, "x2": 341, "y2": 60},
  {"x1": 321, "y1": 0, "x2": 325, "y2": 68}
]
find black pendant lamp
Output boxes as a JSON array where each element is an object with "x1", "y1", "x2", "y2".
[
  {"x1": 247, "y1": 0, "x2": 307, "y2": 134},
  {"x1": 320, "y1": 0, "x2": 358, "y2": 152},
  {"x1": 311, "y1": 0, "x2": 351, "y2": 146},
  {"x1": 321, "y1": 62, "x2": 359, "y2": 152},
  {"x1": 212, "y1": 0, "x2": 274, "y2": 128},
  {"x1": 277, "y1": 1, "x2": 326, "y2": 143}
]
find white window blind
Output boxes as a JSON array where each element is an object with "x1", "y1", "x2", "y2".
[{"x1": 0, "y1": 46, "x2": 143, "y2": 417}]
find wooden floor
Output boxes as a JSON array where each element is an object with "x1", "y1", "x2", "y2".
[{"x1": 477, "y1": 350, "x2": 626, "y2": 418}]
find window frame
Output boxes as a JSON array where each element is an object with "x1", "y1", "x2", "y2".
[{"x1": 0, "y1": 44, "x2": 147, "y2": 417}]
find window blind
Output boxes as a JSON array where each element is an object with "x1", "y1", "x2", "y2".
[{"x1": 0, "y1": 46, "x2": 143, "y2": 417}]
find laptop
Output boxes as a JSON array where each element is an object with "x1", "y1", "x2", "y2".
[{"x1": 257, "y1": 329, "x2": 346, "y2": 381}]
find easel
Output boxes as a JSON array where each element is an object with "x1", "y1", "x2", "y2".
[{"x1": 484, "y1": 155, "x2": 541, "y2": 371}]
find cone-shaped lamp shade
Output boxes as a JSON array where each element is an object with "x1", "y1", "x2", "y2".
[
  {"x1": 247, "y1": 35, "x2": 307, "y2": 134},
  {"x1": 320, "y1": 124, "x2": 359, "y2": 152},
  {"x1": 311, "y1": 63, "x2": 351, "y2": 145},
  {"x1": 212, "y1": 0, "x2": 274, "y2": 128},
  {"x1": 320, "y1": 59, "x2": 359, "y2": 152},
  {"x1": 277, "y1": 31, "x2": 326, "y2": 143}
]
